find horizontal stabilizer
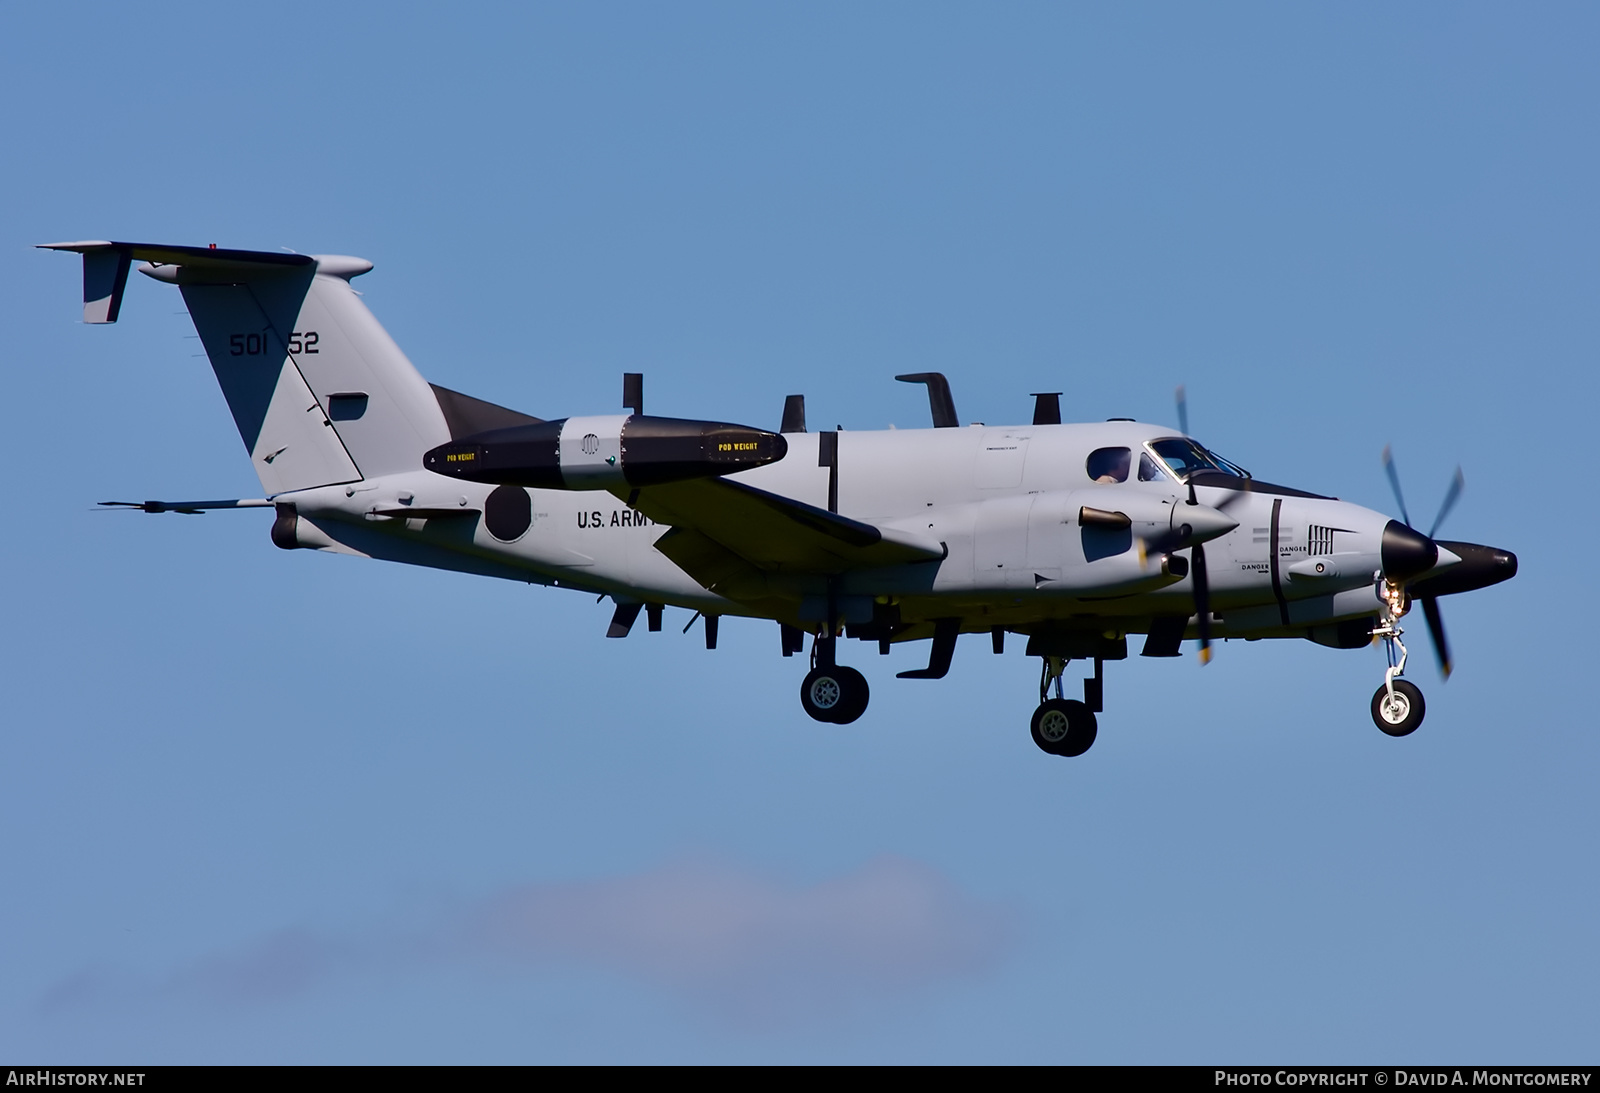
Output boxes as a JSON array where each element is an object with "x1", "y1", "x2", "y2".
[
  {"x1": 41, "y1": 239, "x2": 313, "y2": 270},
  {"x1": 40, "y1": 241, "x2": 315, "y2": 324},
  {"x1": 99, "y1": 498, "x2": 273, "y2": 515},
  {"x1": 362, "y1": 506, "x2": 481, "y2": 519}
]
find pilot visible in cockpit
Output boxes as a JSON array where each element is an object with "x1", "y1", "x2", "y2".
[{"x1": 1086, "y1": 446, "x2": 1131, "y2": 484}]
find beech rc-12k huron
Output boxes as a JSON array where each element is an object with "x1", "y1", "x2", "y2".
[{"x1": 43, "y1": 240, "x2": 1518, "y2": 757}]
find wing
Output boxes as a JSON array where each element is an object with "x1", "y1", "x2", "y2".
[{"x1": 626, "y1": 478, "x2": 944, "y2": 591}]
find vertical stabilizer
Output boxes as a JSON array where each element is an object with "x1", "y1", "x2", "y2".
[{"x1": 43, "y1": 241, "x2": 452, "y2": 495}]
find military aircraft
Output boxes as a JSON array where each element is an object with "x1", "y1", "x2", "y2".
[{"x1": 42, "y1": 240, "x2": 1517, "y2": 757}]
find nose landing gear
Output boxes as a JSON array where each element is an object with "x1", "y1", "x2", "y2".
[
  {"x1": 1372, "y1": 678, "x2": 1425, "y2": 736},
  {"x1": 1369, "y1": 580, "x2": 1426, "y2": 737},
  {"x1": 1030, "y1": 656, "x2": 1099, "y2": 756}
]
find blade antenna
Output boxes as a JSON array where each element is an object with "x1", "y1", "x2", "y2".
[
  {"x1": 1381, "y1": 445, "x2": 1413, "y2": 528},
  {"x1": 1428, "y1": 467, "x2": 1465, "y2": 539}
]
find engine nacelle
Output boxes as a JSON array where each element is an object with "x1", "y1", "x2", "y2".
[{"x1": 1075, "y1": 486, "x2": 1238, "y2": 549}]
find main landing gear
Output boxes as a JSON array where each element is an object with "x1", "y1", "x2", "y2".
[
  {"x1": 799, "y1": 631, "x2": 869, "y2": 724},
  {"x1": 1369, "y1": 580, "x2": 1426, "y2": 737},
  {"x1": 1031, "y1": 656, "x2": 1099, "y2": 757}
]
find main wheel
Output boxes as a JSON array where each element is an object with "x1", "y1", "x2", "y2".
[
  {"x1": 1030, "y1": 698, "x2": 1098, "y2": 756},
  {"x1": 801, "y1": 665, "x2": 869, "y2": 724},
  {"x1": 1370, "y1": 679, "x2": 1425, "y2": 737}
]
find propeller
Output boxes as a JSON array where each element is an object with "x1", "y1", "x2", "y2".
[
  {"x1": 1429, "y1": 465, "x2": 1464, "y2": 539},
  {"x1": 1381, "y1": 445, "x2": 1413, "y2": 528},
  {"x1": 1420, "y1": 596, "x2": 1451, "y2": 680},
  {"x1": 1140, "y1": 522, "x2": 1215, "y2": 665},
  {"x1": 1170, "y1": 387, "x2": 1213, "y2": 661},
  {"x1": 1381, "y1": 446, "x2": 1465, "y2": 679},
  {"x1": 1169, "y1": 384, "x2": 1230, "y2": 661},
  {"x1": 1144, "y1": 475, "x2": 1216, "y2": 665}
]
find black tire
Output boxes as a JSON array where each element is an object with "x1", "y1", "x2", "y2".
[
  {"x1": 801, "y1": 666, "x2": 869, "y2": 724},
  {"x1": 831, "y1": 666, "x2": 869, "y2": 724},
  {"x1": 1370, "y1": 679, "x2": 1425, "y2": 737},
  {"x1": 1030, "y1": 698, "x2": 1098, "y2": 756}
]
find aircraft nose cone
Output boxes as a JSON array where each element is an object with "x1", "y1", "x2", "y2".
[
  {"x1": 1381, "y1": 519, "x2": 1439, "y2": 582},
  {"x1": 1468, "y1": 546, "x2": 1518, "y2": 588},
  {"x1": 1404, "y1": 541, "x2": 1517, "y2": 597},
  {"x1": 1492, "y1": 547, "x2": 1518, "y2": 581}
]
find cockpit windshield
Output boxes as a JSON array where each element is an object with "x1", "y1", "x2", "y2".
[{"x1": 1147, "y1": 438, "x2": 1251, "y2": 481}]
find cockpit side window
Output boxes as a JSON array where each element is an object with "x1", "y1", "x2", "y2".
[
  {"x1": 1209, "y1": 450, "x2": 1251, "y2": 478},
  {"x1": 1086, "y1": 447, "x2": 1131, "y2": 484},
  {"x1": 1148, "y1": 437, "x2": 1250, "y2": 480},
  {"x1": 1139, "y1": 451, "x2": 1169, "y2": 482}
]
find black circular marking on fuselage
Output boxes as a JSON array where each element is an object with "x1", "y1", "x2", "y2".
[{"x1": 484, "y1": 484, "x2": 533, "y2": 542}]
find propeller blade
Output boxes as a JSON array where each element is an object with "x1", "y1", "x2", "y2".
[
  {"x1": 1176, "y1": 385, "x2": 1189, "y2": 436},
  {"x1": 1420, "y1": 595, "x2": 1452, "y2": 680},
  {"x1": 1214, "y1": 489, "x2": 1251, "y2": 512},
  {"x1": 1192, "y1": 541, "x2": 1212, "y2": 664},
  {"x1": 1381, "y1": 445, "x2": 1413, "y2": 528},
  {"x1": 1428, "y1": 466, "x2": 1465, "y2": 539}
]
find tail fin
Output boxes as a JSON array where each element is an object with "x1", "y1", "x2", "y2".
[{"x1": 41, "y1": 241, "x2": 451, "y2": 495}]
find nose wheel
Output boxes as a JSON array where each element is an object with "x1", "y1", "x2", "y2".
[{"x1": 1371, "y1": 679, "x2": 1425, "y2": 736}]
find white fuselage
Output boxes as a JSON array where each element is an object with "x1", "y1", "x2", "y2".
[{"x1": 279, "y1": 418, "x2": 1398, "y2": 643}]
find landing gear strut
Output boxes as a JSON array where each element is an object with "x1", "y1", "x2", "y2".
[
  {"x1": 1030, "y1": 656, "x2": 1098, "y2": 756},
  {"x1": 800, "y1": 630, "x2": 869, "y2": 724},
  {"x1": 1370, "y1": 580, "x2": 1425, "y2": 737}
]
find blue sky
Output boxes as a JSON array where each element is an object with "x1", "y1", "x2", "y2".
[{"x1": 2, "y1": 3, "x2": 1595, "y2": 1063}]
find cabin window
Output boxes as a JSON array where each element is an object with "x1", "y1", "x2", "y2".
[{"x1": 1086, "y1": 447, "x2": 1130, "y2": 484}]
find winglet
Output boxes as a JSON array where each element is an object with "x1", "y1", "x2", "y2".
[{"x1": 39, "y1": 241, "x2": 129, "y2": 323}]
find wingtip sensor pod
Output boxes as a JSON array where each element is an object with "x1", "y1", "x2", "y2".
[{"x1": 422, "y1": 414, "x2": 788, "y2": 489}]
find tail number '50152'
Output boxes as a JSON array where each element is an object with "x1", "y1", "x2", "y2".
[{"x1": 229, "y1": 331, "x2": 319, "y2": 356}]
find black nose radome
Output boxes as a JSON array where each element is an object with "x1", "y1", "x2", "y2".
[
  {"x1": 1407, "y1": 542, "x2": 1518, "y2": 598},
  {"x1": 1381, "y1": 520, "x2": 1439, "y2": 582}
]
